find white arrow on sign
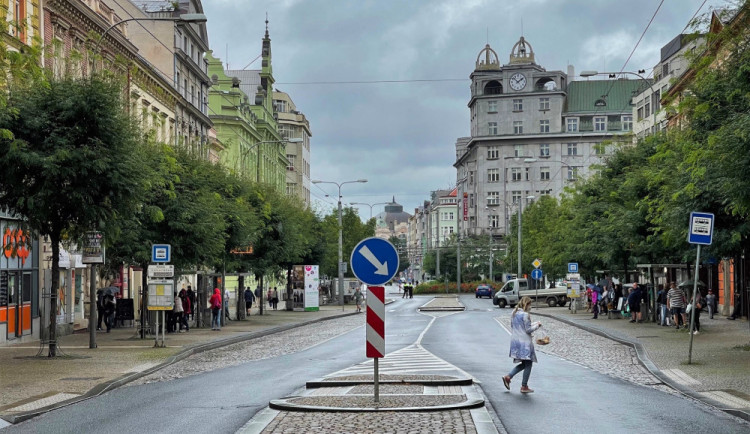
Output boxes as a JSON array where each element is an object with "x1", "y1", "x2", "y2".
[{"x1": 358, "y1": 245, "x2": 389, "y2": 275}]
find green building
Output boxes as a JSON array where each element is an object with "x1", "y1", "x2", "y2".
[{"x1": 206, "y1": 25, "x2": 286, "y2": 190}]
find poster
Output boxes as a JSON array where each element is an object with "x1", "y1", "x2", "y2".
[{"x1": 303, "y1": 265, "x2": 319, "y2": 311}]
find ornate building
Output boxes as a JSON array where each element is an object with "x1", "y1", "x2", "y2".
[{"x1": 454, "y1": 37, "x2": 644, "y2": 240}]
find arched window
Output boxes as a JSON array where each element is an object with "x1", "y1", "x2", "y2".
[{"x1": 484, "y1": 80, "x2": 503, "y2": 95}]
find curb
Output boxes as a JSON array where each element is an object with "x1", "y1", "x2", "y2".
[
  {"x1": 535, "y1": 311, "x2": 750, "y2": 423},
  {"x1": 268, "y1": 396, "x2": 485, "y2": 413},
  {"x1": 307, "y1": 377, "x2": 474, "y2": 388},
  {"x1": 1, "y1": 312, "x2": 357, "y2": 425}
]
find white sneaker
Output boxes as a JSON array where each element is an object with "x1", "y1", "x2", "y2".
[{"x1": 693, "y1": 331, "x2": 699, "y2": 335}]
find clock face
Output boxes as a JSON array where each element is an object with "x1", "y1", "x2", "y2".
[{"x1": 510, "y1": 73, "x2": 527, "y2": 91}]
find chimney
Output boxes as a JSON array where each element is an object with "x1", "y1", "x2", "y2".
[{"x1": 567, "y1": 65, "x2": 575, "y2": 80}]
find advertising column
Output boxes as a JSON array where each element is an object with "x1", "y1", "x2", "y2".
[{"x1": 303, "y1": 265, "x2": 320, "y2": 311}]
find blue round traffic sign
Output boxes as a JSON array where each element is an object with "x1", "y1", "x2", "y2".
[
  {"x1": 531, "y1": 268, "x2": 543, "y2": 280},
  {"x1": 350, "y1": 237, "x2": 399, "y2": 286}
]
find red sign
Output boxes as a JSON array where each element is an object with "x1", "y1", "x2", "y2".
[
  {"x1": 462, "y1": 192, "x2": 468, "y2": 221},
  {"x1": 366, "y1": 286, "x2": 385, "y2": 358}
]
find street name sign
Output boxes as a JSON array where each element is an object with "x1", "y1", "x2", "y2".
[
  {"x1": 350, "y1": 237, "x2": 399, "y2": 286},
  {"x1": 688, "y1": 212, "x2": 714, "y2": 245},
  {"x1": 152, "y1": 244, "x2": 171, "y2": 263}
]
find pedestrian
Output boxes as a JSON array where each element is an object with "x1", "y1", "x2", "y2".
[
  {"x1": 628, "y1": 282, "x2": 643, "y2": 323},
  {"x1": 96, "y1": 288, "x2": 105, "y2": 331},
  {"x1": 173, "y1": 291, "x2": 185, "y2": 332},
  {"x1": 728, "y1": 290, "x2": 741, "y2": 320},
  {"x1": 409, "y1": 281, "x2": 414, "y2": 298},
  {"x1": 591, "y1": 286, "x2": 599, "y2": 319},
  {"x1": 224, "y1": 288, "x2": 231, "y2": 321},
  {"x1": 102, "y1": 292, "x2": 116, "y2": 333},
  {"x1": 267, "y1": 288, "x2": 273, "y2": 308},
  {"x1": 179, "y1": 289, "x2": 190, "y2": 332},
  {"x1": 354, "y1": 287, "x2": 363, "y2": 313},
  {"x1": 689, "y1": 292, "x2": 703, "y2": 335},
  {"x1": 706, "y1": 289, "x2": 716, "y2": 319},
  {"x1": 186, "y1": 285, "x2": 195, "y2": 321},
  {"x1": 656, "y1": 284, "x2": 668, "y2": 326},
  {"x1": 401, "y1": 281, "x2": 407, "y2": 299},
  {"x1": 244, "y1": 287, "x2": 255, "y2": 315},
  {"x1": 271, "y1": 287, "x2": 279, "y2": 310},
  {"x1": 585, "y1": 286, "x2": 593, "y2": 312},
  {"x1": 502, "y1": 296, "x2": 542, "y2": 394},
  {"x1": 210, "y1": 288, "x2": 222, "y2": 330},
  {"x1": 667, "y1": 282, "x2": 687, "y2": 329}
]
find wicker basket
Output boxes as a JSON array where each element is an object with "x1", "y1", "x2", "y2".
[{"x1": 536, "y1": 336, "x2": 550, "y2": 345}]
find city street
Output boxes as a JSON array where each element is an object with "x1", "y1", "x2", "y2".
[{"x1": 3, "y1": 292, "x2": 748, "y2": 433}]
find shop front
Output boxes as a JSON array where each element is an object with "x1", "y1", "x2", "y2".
[{"x1": 0, "y1": 217, "x2": 39, "y2": 344}]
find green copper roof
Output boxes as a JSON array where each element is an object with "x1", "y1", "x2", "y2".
[{"x1": 566, "y1": 79, "x2": 651, "y2": 114}]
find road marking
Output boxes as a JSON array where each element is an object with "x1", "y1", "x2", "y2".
[
  {"x1": 7, "y1": 393, "x2": 80, "y2": 412},
  {"x1": 662, "y1": 368, "x2": 701, "y2": 386},
  {"x1": 330, "y1": 344, "x2": 461, "y2": 376}
]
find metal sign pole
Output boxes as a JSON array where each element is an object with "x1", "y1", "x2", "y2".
[
  {"x1": 154, "y1": 309, "x2": 159, "y2": 348},
  {"x1": 688, "y1": 244, "x2": 701, "y2": 364},
  {"x1": 374, "y1": 358, "x2": 379, "y2": 403}
]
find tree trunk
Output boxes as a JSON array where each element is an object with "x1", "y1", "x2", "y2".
[
  {"x1": 49, "y1": 232, "x2": 60, "y2": 357},
  {"x1": 286, "y1": 264, "x2": 293, "y2": 311}
]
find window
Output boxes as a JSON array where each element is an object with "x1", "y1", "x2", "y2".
[
  {"x1": 566, "y1": 118, "x2": 578, "y2": 132},
  {"x1": 511, "y1": 168, "x2": 521, "y2": 181},
  {"x1": 488, "y1": 122, "x2": 498, "y2": 135},
  {"x1": 487, "y1": 191, "x2": 500, "y2": 205},
  {"x1": 190, "y1": 85, "x2": 195, "y2": 106},
  {"x1": 652, "y1": 90, "x2": 661, "y2": 112},
  {"x1": 511, "y1": 191, "x2": 522, "y2": 204},
  {"x1": 487, "y1": 168, "x2": 500, "y2": 183},
  {"x1": 539, "y1": 97, "x2": 550, "y2": 110},
  {"x1": 594, "y1": 116, "x2": 606, "y2": 132},
  {"x1": 442, "y1": 212, "x2": 454, "y2": 221},
  {"x1": 488, "y1": 100, "x2": 498, "y2": 113},
  {"x1": 594, "y1": 143, "x2": 605, "y2": 155},
  {"x1": 274, "y1": 100, "x2": 287, "y2": 112},
  {"x1": 183, "y1": 79, "x2": 187, "y2": 98},
  {"x1": 540, "y1": 167, "x2": 550, "y2": 180},
  {"x1": 469, "y1": 193, "x2": 475, "y2": 207},
  {"x1": 488, "y1": 146, "x2": 499, "y2": 160},
  {"x1": 489, "y1": 214, "x2": 499, "y2": 228},
  {"x1": 183, "y1": 36, "x2": 188, "y2": 52},
  {"x1": 286, "y1": 154, "x2": 295, "y2": 170},
  {"x1": 566, "y1": 143, "x2": 578, "y2": 156},
  {"x1": 514, "y1": 144, "x2": 523, "y2": 157},
  {"x1": 525, "y1": 167, "x2": 530, "y2": 181},
  {"x1": 539, "y1": 119, "x2": 550, "y2": 133},
  {"x1": 539, "y1": 144, "x2": 550, "y2": 157},
  {"x1": 14, "y1": 0, "x2": 27, "y2": 40},
  {"x1": 567, "y1": 166, "x2": 581, "y2": 180},
  {"x1": 469, "y1": 171, "x2": 475, "y2": 185},
  {"x1": 513, "y1": 99, "x2": 523, "y2": 111},
  {"x1": 622, "y1": 115, "x2": 633, "y2": 131},
  {"x1": 513, "y1": 121, "x2": 523, "y2": 134},
  {"x1": 644, "y1": 100, "x2": 651, "y2": 118}
]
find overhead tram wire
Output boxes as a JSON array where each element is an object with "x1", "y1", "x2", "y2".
[{"x1": 276, "y1": 78, "x2": 468, "y2": 85}]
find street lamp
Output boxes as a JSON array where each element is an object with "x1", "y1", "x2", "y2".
[
  {"x1": 252, "y1": 138, "x2": 303, "y2": 183},
  {"x1": 350, "y1": 202, "x2": 388, "y2": 219},
  {"x1": 485, "y1": 207, "x2": 499, "y2": 282},
  {"x1": 93, "y1": 14, "x2": 208, "y2": 68},
  {"x1": 311, "y1": 178, "x2": 368, "y2": 311},
  {"x1": 518, "y1": 195, "x2": 535, "y2": 280},
  {"x1": 579, "y1": 70, "x2": 658, "y2": 135}
]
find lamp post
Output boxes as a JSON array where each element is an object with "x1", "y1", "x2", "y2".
[
  {"x1": 485, "y1": 207, "x2": 499, "y2": 282},
  {"x1": 312, "y1": 178, "x2": 368, "y2": 311},
  {"x1": 350, "y1": 202, "x2": 388, "y2": 220},
  {"x1": 93, "y1": 14, "x2": 207, "y2": 70},
  {"x1": 579, "y1": 70, "x2": 658, "y2": 135}
]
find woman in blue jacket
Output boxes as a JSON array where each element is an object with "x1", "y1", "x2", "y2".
[{"x1": 502, "y1": 296, "x2": 542, "y2": 393}]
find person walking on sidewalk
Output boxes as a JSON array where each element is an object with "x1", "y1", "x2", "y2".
[
  {"x1": 96, "y1": 289, "x2": 105, "y2": 331},
  {"x1": 179, "y1": 289, "x2": 190, "y2": 332},
  {"x1": 244, "y1": 287, "x2": 255, "y2": 315},
  {"x1": 224, "y1": 288, "x2": 231, "y2": 322},
  {"x1": 186, "y1": 286, "x2": 196, "y2": 321},
  {"x1": 591, "y1": 287, "x2": 600, "y2": 319},
  {"x1": 271, "y1": 287, "x2": 279, "y2": 310},
  {"x1": 173, "y1": 291, "x2": 185, "y2": 332},
  {"x1": 689, "y1": 292, "x2": 703, "y2": 335},
  {"x1": 706, "y1": 290, "x2": 716, "y2": 319},
  {"x1": 657, "y1": 284, "x2": 668, "y2": 326},
  {"x1": 667, "y1": 282, "x2": 687, "y2": 329},
  {"x1": 628, "y1": 282, "x2": 643, "y2": 323},
  {"x1": 210, "y1": 288, "x2": 222, "y2": 330},
  {"x1": 502, "y1": 296, "x2": 542, "y2": 394}
]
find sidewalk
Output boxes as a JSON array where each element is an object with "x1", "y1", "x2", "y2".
[
  {"x1": 0, "y1": 303, "x2": 357, "y2": 424},
  {"x1": 537, "y1": 306, "x2": 750, "y2": 421}
]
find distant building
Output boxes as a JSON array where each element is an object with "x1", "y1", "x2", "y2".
[
  {"x1": 273, "y1": 90, "x2": 312, "y2": 207},
  {"x1": 374, "y1": 197, "x2": 412, "y2": 242},
  {"x1": 454, "y1": 37, "x2": 643, "y2": 239}
]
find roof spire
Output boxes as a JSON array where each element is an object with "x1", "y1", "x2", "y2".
[{"x1": 265, "y1": 12, "x2": 269, "y2": 38}]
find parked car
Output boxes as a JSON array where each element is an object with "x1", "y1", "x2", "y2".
[{"x1": 475, "y1": 284, "x2": 493, "y2": 298}]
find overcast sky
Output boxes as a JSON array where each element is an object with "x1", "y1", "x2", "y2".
[{"x1": 202, "y1": 0, "x2": 729, "y2": 220}]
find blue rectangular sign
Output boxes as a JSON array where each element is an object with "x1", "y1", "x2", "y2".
[
  {"x1": 152, "y1": 244, "x2": 171, "y2": 263},
  {"x1": 568, "y1": 262, "x2": 578, "y2": 273},
  {"x1": 688, "y1": 212, "x2": 714, "y2": 245}
]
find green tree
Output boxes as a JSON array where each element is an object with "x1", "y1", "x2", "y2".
[
  {"x1": 318, "y1": 206, "x2": 375, "y2": 278},
  {"x1": 0, "y1": 76, "x2": 151, "y2": 356}
]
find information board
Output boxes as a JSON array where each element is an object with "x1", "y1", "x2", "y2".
[{"x1": 147, "y1": 280, "x2": 174, "y2": 310}]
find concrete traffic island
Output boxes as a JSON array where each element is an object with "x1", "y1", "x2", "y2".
[
  {"x1": 417, "y1": 296, "x2": 466, "y2": 312},
  {"x1": 270, "y1": 374, "x2": 484, "y2": 412}
]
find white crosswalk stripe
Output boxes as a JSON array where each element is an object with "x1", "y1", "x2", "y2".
[{"x1": 329, "y1": 344, "x2": 460, "y2": 376}]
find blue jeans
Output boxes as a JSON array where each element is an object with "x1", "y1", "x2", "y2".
[
  {"x1": 508, "y1": 360, "x2": 533, "y2": 387},
  {"x1": 659, "y1": 304, "x2": 668, "y2": 325},
  {"x1": 211, "y1": 308, "x2": 221, "y2": 330}
]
